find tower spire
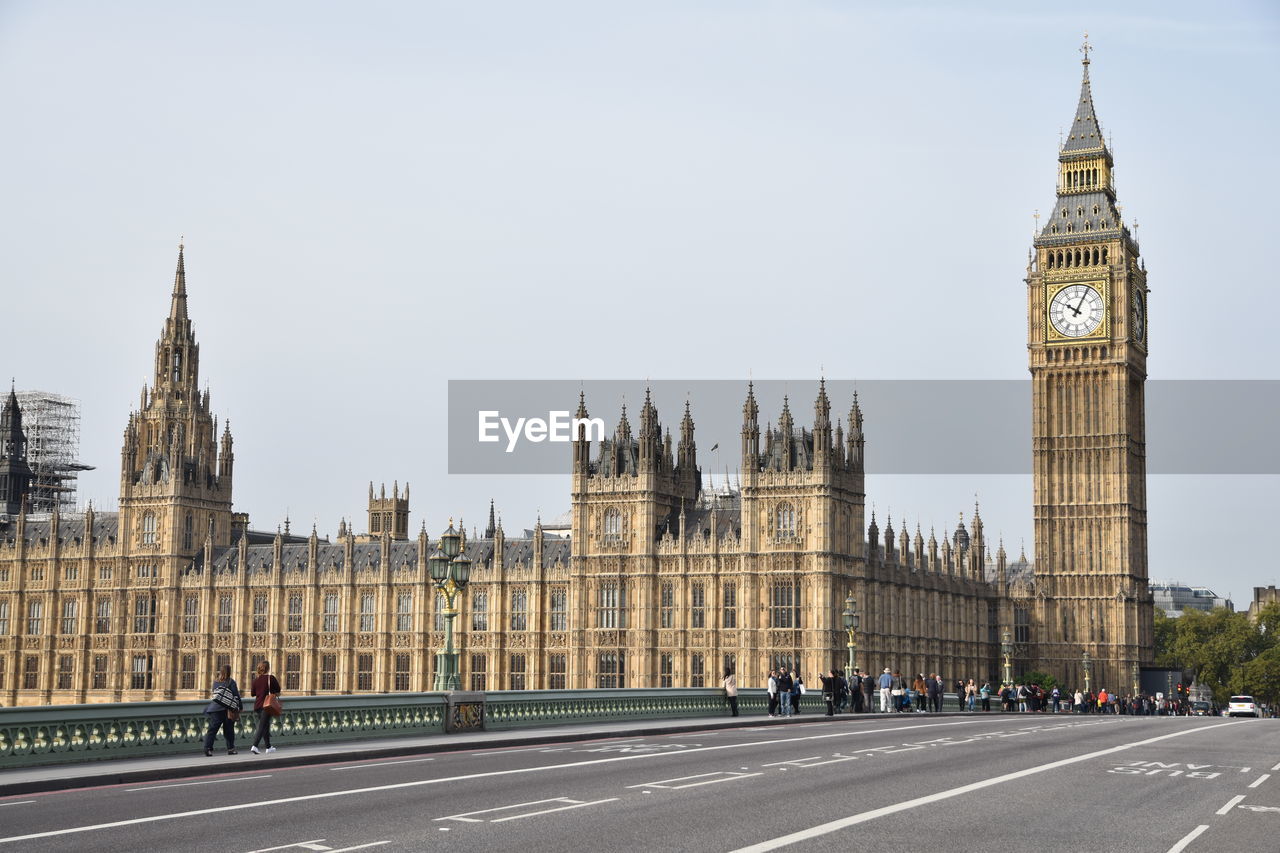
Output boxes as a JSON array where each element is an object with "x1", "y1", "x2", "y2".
[{"x1": 170, "y1": 238, "x2": 189, "y2": 322}]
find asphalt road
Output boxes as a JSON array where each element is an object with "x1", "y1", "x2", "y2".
[{"x1": 0, "y1": 714, "x2": 1274, "y2": 852}]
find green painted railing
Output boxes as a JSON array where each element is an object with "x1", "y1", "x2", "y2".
[
  {"x1": 0, "y1": 693, "x2": 447, "y2": 769},
  {"x1": 0, "y1": 687, "x2": 832, "y2": 770}
]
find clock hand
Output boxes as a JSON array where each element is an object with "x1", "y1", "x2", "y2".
[{"x1": 1072, "y1": 288, "x2": 1088, "y2": 317}]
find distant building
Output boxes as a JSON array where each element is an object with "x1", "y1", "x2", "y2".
[
  {"x1": 1151, "y1": 582, "x2": 1233, "y2": 618},
  {"x1": 1249, "y1": 586, "x2": 1280, "y2": 622}
]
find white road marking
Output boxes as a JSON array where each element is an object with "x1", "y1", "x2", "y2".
[
  {"x1": 1249, "y1": 773, "x2": 1271, "y2": 788},
  {"x1": 323, "y1": 844, "x2": 390, "y2": 853},
  {"x1": 1166, "y1": 825, "x2": 1209, "y2": 853},
  {"x1": 436, "y1": 797, "x2": 617, "y2": 823},
  {"x1": 0, "y1": 716, "x2": 1167, "y2": 846},
  {"x1": 1238, "y1": 804, "x2": 1280, "y2": 813},
  {"x1": 331, "y1": 758, "x2": 435, "y2": 771},
  {"x1": 245, "y1": 842, "x2": 330, "y2": 852},
  {"x1": 627, "y1": 771, "x2": 761, "y2": 789},
  {"x1": 761, "y1": 757, "x2": 822, "y2": 767},
  {"x1": 129, "y1": 775, "x2": 272, "y2": 791},
  {"x1": 1217, "y1": 794, "x2": 1246, "y2": 814},
  {"x1": 0, "y1": 801, "x2": 35, "y2": 808},
  {"x1": 438, "y1": 798, "x2": 573, "y2": 822},
  {"x1": 1271, "y1": 760, "x2": 1280, "y2": 771},
  {"x1": 490, "y1": 798, "x2": 619, "y2": 822},
  {"x1": 729, "y1": 722, "x2": 1245, "y2": 852}
]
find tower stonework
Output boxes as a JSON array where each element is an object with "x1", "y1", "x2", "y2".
[
  {"x1": 118, "y1": 243, "x2": 234, "y2": 559},
  {"x1": 1026, "y1": 44, "x2": 1153, "y2": 691}
]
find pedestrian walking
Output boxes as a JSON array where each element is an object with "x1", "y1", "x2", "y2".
[
  {"x1": 862, "y1": 669, "x2": 875, "y2": 712},
  {"x1": 821, "y1": 670, "x2": 837, "y2": 716},
  {"x1": 767, "y1": 670, "x2": 779, "y2": 717},
  {"x1": 913, "y1": 674, "x2": 928, "y2": 713},
  {"x1": 878, "y1": 667, "x2": 893, "y2": 712},
  {"x1": 891, "y1": 670, "x2": 906, "y2": 712},
  {"x1": 203, "y1": 663, "x2": 241, "y2": 756},
  {"x1": 723, "y1": 668, "x2": 739, "y2": 717},
  {"x1": 249, "y1": 660, "x2": 281, "y2": 755},
  {"x1": 966, "y1": 678, "x2": 978, "y2": 711},
  {"x1": 980, "y1": 681, "x2": 992, "y2": 712}
]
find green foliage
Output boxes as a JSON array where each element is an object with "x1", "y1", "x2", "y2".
[
  {"x1": 1020, "y1": 670, "x2": 1059, "y2": 690},
  {"x1": 1154, "y1": 603, "x2": 1280, "y2": 704}
]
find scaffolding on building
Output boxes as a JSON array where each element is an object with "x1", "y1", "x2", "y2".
[{"x1": 14, "y1": 391, "x2": 94, "y2": 514}]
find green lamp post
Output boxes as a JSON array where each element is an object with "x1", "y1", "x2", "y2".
[
  {"x1": 1001, "y1": 629, "x2": 1012, "y2": 687},
  {"x1": 842, "y1": 594, "x2": 859, "y2": 675},
  {"x1": 430, "y1": 520, "x2": 472, "y2": 691}
]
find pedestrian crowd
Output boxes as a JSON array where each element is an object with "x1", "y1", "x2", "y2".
[{"x1": 747, "y1": 668, "x2": 1183, "y2": 718}]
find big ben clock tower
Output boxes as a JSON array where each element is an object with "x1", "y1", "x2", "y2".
[{"x1": 1027, "y1": 39, "x2": 1153, "y2": 692}]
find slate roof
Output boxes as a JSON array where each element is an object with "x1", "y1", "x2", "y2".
[
  {"x1": 1062, "y1": 63, "x2": 1107, "y2": 155},
  {"x1": 0, "y1": 512, "x2": 121, "y2": 547}
]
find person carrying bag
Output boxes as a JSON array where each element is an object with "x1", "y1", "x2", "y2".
[
  {"x1": 250, "y1": 660, "x2": 283, "y2": 755},
  {"x1": 204, "y1": 664, "x2": 241, "y2": 756}
]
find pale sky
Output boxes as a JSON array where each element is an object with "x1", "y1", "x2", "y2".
[{"x1": 2, "y1": 2, "x2": 1277, "y2": 602}]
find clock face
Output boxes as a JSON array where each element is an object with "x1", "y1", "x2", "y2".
[
  {"x1": 1132, "y1": 288, "x2": 1145, "y2": 342},
  {"x1": 1049, "y1": 283, "x2": 1105, "y2": 338}
]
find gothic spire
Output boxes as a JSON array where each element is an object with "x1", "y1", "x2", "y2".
[
  {"x1": 170, "y1": 239, "x2": 189, "y2": 323},
  {"x1": 1062, "y1": 34, "x2": 1106, "y2": 155}
]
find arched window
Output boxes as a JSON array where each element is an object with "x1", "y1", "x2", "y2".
[
  {"x1": 603, "y1": 507, "x2": 624, "y2": 543},
  {"x1": 471, "y1": 591, "x2": 488, "y2": 632},
  {"x1": 183, "y1": 513, "x2": 193, "y2": 551},
  {"x1": 775, "y1": 503, "x2": 797, "y2": 537},
  {"x1": 141, "y1": 513, "x2": 157, "y2": 546}
]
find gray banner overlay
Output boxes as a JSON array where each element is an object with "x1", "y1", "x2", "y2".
[{"x1": 447, "y1": 380, "x2": 1280, "y2": 475}]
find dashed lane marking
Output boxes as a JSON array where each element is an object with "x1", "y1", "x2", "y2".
[
  {"x1": 0, "y1": 802, "x2": 34, "y2": 808},
  {"x1": 435, "y1": 797, "x2": 618, "y2": 823},
  {"x1": 1216, "y1": 795, "x2": 1246, "y2": 815},
  {"x1": 1166, "y1": 825, "x2": 1209, "y2": 853},
  {"x1": 1249, "y1": 773, "x2": 1271, "y2": 788},
  {"x1": 627, "y1": 771, "x2": 762, "y2": 789}
]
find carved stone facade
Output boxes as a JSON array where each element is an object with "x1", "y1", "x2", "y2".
[{"x1": 0, "y1": 49, "x2": 1153, "y2": 705}]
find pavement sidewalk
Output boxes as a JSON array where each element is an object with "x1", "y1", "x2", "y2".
[{"x1": 0, "y1": 709, "x2": 976, "y2": 797}]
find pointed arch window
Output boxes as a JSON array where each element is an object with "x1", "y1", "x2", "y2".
[
  {"x1": 510, "y1": 588, "x2": 527, "y2": 631},
  {"x1": 775, "y1": 503, "x2": 797, "y2": 537},
  {"x1": 183, "y1": 513, "x2": 194, "y2": 551},
  {"x1": 603, "y1": 507, "x2": 624, "y2": 543},
  {"x1": 141, "y1": 513, "x2": 157, "y2": 546}
]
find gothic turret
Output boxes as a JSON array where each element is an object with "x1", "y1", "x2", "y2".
[{"x1": 0, "y1": 385, "x2": 33, "y2": 515}]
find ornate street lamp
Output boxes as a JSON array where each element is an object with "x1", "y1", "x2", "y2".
[
  {"x1": 842, "y1": 594, "x2": 859, "y2": 675},
  {"x1": 430, "y1": 520, "x2": 472, "y2": 690},
  {"x1": 1001, "y1": 629, "x2": 1012, "y2": 687},
  {"x1": 1082, "y1": 650, "x2": 1091, "y2": 693}
]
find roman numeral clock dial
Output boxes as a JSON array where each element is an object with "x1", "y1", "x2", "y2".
[{"x1": 1048, "y1": 282, "x2": 1105, "y2": 338}]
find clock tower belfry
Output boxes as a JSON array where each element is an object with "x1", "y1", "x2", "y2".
[{"x1": 1027, "y1": 40, "x2": 1153, "y2": 692}]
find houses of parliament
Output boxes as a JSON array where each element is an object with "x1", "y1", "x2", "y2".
[{"x1": 0, "y1": 48, "x2": 1153, "y2": 705}]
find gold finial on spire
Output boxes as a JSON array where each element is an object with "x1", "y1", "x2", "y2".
[{"x1": 1080, "y1": 31, "x2": 1091, "y2": 65}]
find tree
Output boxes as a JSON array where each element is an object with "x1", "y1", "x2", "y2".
[
  {"x1": 1154, "y1": 603, "x2": 1280, "y2": 704},
  {"x1": 1020, "y1": 670, "x2": 1059, "y2": 691}
]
